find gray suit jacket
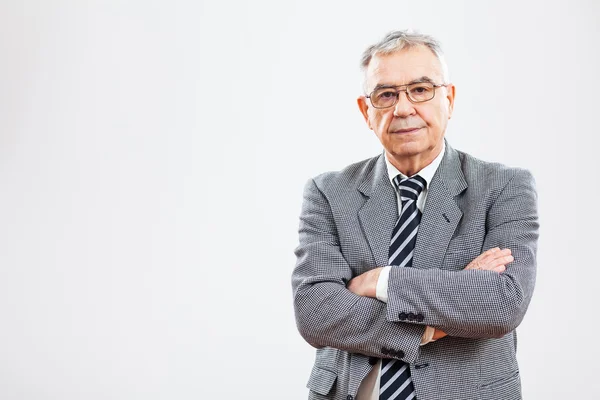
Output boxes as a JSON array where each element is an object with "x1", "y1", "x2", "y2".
[{"x1": 292, "y1": 142, "x2": 538, "y2": 400}]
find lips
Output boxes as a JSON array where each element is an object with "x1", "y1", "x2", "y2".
[{"x1": 391, "y1": 127, "x2": 421, "y2": 134}]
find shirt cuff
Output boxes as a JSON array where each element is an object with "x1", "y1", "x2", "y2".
[
  {"x1": 376, "y1": 266, "x2": 392, "y2": 303},
  {"x1": 420, "y1": 326, "x2": 436, "y2": 346}
]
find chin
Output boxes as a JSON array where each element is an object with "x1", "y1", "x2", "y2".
[{"x1": 388, "y1": 141, "x2": 427, "y2": 158}]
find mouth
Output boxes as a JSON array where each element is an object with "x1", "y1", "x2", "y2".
[{"x1": 390, "y1": 127, "x2": 421, "y2": 134}]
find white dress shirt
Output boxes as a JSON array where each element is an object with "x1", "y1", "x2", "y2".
[{"x1": 356, "y1": 143, "x2": 446, "y2": 400}]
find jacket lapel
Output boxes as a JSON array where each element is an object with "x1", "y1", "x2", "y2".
[
  {"x1": 357, "y1": 143, "x2": 468, "y2": 269},
  {"x1": 412, "y1": 143, "x2": 467, "y2": 270},
  {"x1": 358, "y1": 154, "x2": 398, "y2": 267}
]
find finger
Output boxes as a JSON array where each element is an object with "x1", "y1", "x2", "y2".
[
  {"x1": 481, "y1": 247, "x2": 506, "y2": 258},
  {"x1": 481, "y1": 255, "x2": 514, "y2": 271},
  {"x1": 494, "y1": 255, "x2": 515, "y2": 265},
  {"x1": 466, "y1": 248, "x2": 508, "y2": 270},
  {"x1": 470, "y1": 248, "x2": 499, "y2": 264},
  {"x1": 486, "y1": 247, "x2": 501, "y2": 255},
  {"x1": 487, "y1": 247, "x2": 510, "y2": 256},
  {"x1": 477, "y1": 248, "x2": 499, "y2": 258},
  {"x1": 491, "y1": 265, "x2": 506, "y2": 273},
  {"x1": 482, "y1": 249, "x2": 512, "y2": 264}
]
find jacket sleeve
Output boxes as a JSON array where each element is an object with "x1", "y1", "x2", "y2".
[
  {"x1": 385, "y1": 169, "x2": 539, "y2": 338},
  {"x1": 292, "y1": 178, "x2": 425, "y2": 362}
]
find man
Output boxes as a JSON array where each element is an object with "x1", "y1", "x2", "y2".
[{"x1": 292, "y1": 30, "x2": 538, "y2": 400}]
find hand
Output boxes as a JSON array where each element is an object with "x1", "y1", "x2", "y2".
[
  {"x1": 432, "y1": 328, "x2": 448, "y2": 341},
  {"x1": 464, "y1": 247, "x2": 513, "y2": 273},
  {"x1": 347, "y1": 267, "x2": 383, "y2": 298}
]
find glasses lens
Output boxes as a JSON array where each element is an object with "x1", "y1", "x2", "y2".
[
  {"x1": 407, "y1": 82, "x2": 435, "y2": 102},
  {"x1": 371, "y1": 89, "x2": 398, "y2": 108}
]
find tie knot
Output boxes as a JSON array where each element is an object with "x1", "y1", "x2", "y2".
[{"x1": 393, "y1": 175, "x2": 427, "y2": 201}]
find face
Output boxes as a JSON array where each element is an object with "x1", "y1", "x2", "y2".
[{"x1": 358, "y1": 46, "x2": 455, "y2": 169}]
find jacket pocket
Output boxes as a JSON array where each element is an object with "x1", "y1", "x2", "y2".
[
  {"x1": 479, "y1": 370, "x2": 521, "y2": 400},
  {"x1": 442, "y1": 234, "x2": 482, "y2": 270},
  {"x1": 445, "y1": 234, "x2": 470, "y2": 254},
  {"x1": 306, "y1": 365, "x2": 337, "y2": 396}
]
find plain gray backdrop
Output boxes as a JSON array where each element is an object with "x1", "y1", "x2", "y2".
[{"x1": 1, "y1": 0, "x2": 599, "y2": 398}]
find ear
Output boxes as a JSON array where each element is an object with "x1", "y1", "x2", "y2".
[
  {"x1": 446, "y1": 84, "x2": 456, "y2": 119},
  {"x1": 357, "y1": 96, "x2": 373, "y2": 130}
]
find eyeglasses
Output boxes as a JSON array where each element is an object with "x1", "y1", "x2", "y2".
[{"x1": 366, "y1": 82, "x2": 448, "y2": 109}]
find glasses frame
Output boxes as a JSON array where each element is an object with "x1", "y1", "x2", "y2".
[{"x1": 366, "y1": 82, "x2": 449, "y2": 109}]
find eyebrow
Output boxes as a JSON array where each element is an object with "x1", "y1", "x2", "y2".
[{"x1": 371, "y1": 76, "x2": 435, "y2": 92}]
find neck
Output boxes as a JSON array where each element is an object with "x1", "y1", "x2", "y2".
[{"x1": 387, "y1": 142, "x2": 444, "y2": 177}]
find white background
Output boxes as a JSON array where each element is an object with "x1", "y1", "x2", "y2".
[{"x1": 1, "y1": 0, "x2": 599, "y2": 399}]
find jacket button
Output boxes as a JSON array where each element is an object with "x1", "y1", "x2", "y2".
[
  {"x1": 407, "y1": 312, "x2": 416, "y2": 321},
  {"x1": 368, "y1": 357, "x2": 378, "y2": 365},
  {"x1": 416, "y1": 314, "x2": 424, "y2": 322},
  {"x1": 399, "y1": 312, "x2": 407, "y2": 320}
]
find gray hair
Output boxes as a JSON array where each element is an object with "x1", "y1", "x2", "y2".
[{"x1": 360, "y1": 30, "x2": 450, "y2": 90}]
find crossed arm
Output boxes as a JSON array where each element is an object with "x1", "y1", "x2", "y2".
[
  {"x1": 347, "y1": 247, "x2": 515, "y2": 341},
  {"x1": 292, "y1": 169, "x2": 538, "y2": 361}
]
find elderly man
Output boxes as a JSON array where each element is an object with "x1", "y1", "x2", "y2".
[{"x1": 292, "y1": 30, "x2": 538, "y2": 400}]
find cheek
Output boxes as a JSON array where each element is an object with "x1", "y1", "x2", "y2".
[
  {"x1": 420, "y1": 107, "x2": 445, "y2": 128},
  {"x1": 375, "y1": 112, "x2": 392, "y2": 129}
]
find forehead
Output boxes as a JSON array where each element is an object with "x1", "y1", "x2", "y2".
[{"x1": 365, "y1": 45, "x2": 443, "y2": 90}]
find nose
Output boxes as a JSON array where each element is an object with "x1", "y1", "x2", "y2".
[{"x1": 393, "y1": 91, "x2": 416, "y2": 118}]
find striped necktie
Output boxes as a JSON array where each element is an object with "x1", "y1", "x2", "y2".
[{"x1": 379, "y1": 174, "x2": 426, "y2": 400}]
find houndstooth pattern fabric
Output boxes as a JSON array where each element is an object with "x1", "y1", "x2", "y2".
[{"x1": 292, "y1": 141, "x2": 539, "y2": 400}]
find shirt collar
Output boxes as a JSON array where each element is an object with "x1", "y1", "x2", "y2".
[{"x1": 384, "y1": 141, "x2": 446, "y2": 189}]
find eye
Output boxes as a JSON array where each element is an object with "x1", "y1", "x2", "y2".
[
  {"x1": 377, "y1": 90, "x2": 397, "y2": 99},
  {"x1": 370, "y1": 88, "x2": 400, "y2": 108},
  {"x1": 409, "y1": 84, "x2": 433, "y2": 94}
]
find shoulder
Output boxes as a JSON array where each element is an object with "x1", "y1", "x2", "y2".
[
  {"x1": 309, "y1": 154, "x2": 381, "y2": 194},
  {"x1": 456, "y1": 149, "x2": 536, "y2": 192}
]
